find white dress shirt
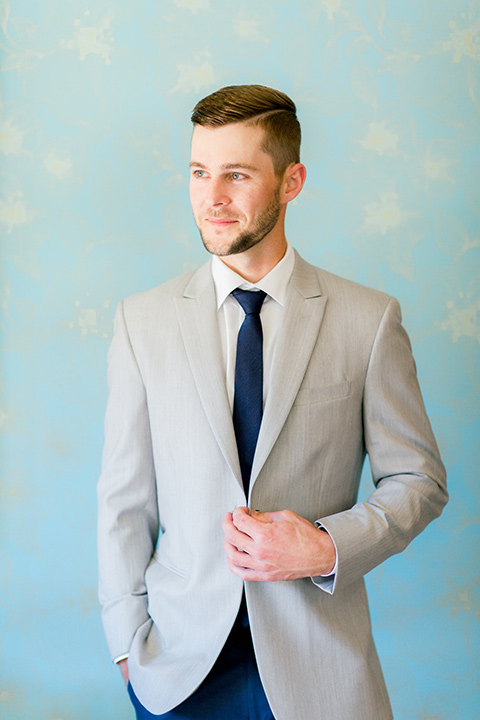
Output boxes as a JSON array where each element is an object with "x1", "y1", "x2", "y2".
[{"x1": 211, "y1": 241, "x2": 295, "y2": 411}]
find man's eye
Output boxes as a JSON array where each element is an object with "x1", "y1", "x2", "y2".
[
  {"x1": 194, "y1": 170, "x2": 206, "y2": 178},
  {"x1": 231, "y1": 172, "x2": 244, "y2": 180}
]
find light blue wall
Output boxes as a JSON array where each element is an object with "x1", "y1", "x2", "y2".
[{"x1": 1, "y1": 1, "x2": 479, "y2": 718}]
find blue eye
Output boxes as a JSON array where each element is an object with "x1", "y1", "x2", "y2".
[
  {"x1": 194, "y1": 170, "x2": 205, "y2": 178},
  {"x1": 231, "y1": 172, "x2": 243, "y2": 180}
]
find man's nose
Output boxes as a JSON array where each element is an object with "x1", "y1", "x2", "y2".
[{"x1": 208, "y1": 177, "x2": 231, "y2": 206}]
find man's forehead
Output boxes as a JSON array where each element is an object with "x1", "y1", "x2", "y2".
[{"x1": 190, "y1": 123, "x2": 272, "y2": 167}]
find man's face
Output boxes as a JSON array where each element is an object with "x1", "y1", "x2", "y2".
[{"x1": 189, "y1": 122, "x2": 284, "y2": 257}]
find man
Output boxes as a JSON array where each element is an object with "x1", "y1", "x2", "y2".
[{"x1": 98, "y1": 85, "x2": 447, "y2": 720}]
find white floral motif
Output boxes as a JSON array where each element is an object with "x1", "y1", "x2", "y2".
[
  {"x1": 359, "y1": 122, "x2": 399, "y2": 156},
  {"x1": 235, "y1": 18, "x2": 259, "y2": 40},
  {"x1": 72, "y1": 298, "x2": 111, "y2": 340},
  {"x1": 76, "y1": 305, "x2": 98, "y2": 338},
  {"x1": 441, "y1": 296, "x2": 480, "y2": 343},
  {"x1": 0, "y1": 192, "x2": 27, "y2": 233},
  {"x1": 442, "y1": 19, "x2": 480, "y2": 62},
  {"x1": 362, "y1": 192, "x2": 406, "y2": 235},
  {"x1": 174, "y1": 0, "x2": 211, "y2": 11},
  {"x1": 0, "y1": 118, "x2": 27, "y2": 156},
  {"x1": 44, "y1": 150, "x2": 73, "y2": 178},
  {"x1": 321, "y1": 0, "x2": 344, "y2": 21},
  {"x1": 424, "y1": 155, "x2": 453, "y2": 183},
  {"x1": 61, "y1": 13, "x2": 114, "y2": 64},
  {"x1": 170, "y1": 53, "x2": 215, "y2": 94},
  {"x1": 234, "y1": 13, "x2": 269, "y2": 43}
]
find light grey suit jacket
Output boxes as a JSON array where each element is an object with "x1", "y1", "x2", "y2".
[{"x1": 98, "y1": 251, "x2": 447, "y2": 719}]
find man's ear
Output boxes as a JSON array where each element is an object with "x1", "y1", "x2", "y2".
[{"x1": 281, "y1": 163, "x2": 307, "y2": 204}]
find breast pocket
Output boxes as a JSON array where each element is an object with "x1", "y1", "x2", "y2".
[{"x1": 293, "y1": 380, "x2": 352, "y2": 406}]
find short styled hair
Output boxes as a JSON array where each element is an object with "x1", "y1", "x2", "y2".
[{"x1": 191, "y1": 84, "x2": 301, "y2": 177}]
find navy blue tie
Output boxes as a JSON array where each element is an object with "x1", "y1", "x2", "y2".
[{"x1": 231, "y1": 289, "x2": 267, "y2": 494}]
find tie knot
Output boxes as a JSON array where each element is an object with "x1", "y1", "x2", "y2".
[{"x1": 232, "y1": 289, "x2": 267, "y2": 316}]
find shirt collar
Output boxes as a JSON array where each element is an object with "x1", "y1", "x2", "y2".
[{"x1": 211, "y1": 241, "x2": 295, "y2": 310}]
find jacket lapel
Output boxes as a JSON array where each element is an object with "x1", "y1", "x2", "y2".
[
  {"x1": 174, "y1": 253, "x2": 328, "y2": 495},
  {"x1": 250, "y1": 253, "x2": 328, "y2": 490},
  {"x1": 174, "y1": 261, "x2": 242, "y2": 487}
]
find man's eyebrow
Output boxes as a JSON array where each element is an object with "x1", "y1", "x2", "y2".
[
  {"x1": 221, "y1": 163, "x2": 259, "y2": 172},
  {"x1": 189, "y1": 161, "x2": 259, "y2": 172}
]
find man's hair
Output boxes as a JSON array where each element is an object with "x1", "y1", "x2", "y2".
[{"x1": 191, "y1": 84, "x2": 301, "y2": 177}]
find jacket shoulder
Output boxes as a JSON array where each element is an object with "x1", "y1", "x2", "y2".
[
  {"x1": 318, "y1": 267, "x2": 393, "y2": 307},
  {"x1": 296, "y1": 252, "x2": 395, "y2": 313},
  {"x1": 127, "y1": 271, "x2": 196, "y2": 304},
  {"x1": 120, "y1": 263, "x2": 208, "y2": 320}
]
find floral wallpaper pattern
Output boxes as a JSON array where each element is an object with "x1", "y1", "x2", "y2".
[{"x1": 1, "y1": 1, "x2": 479, "y2": 718}]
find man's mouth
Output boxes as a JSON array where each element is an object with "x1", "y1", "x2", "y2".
[{"x1": 206, "y1": 218, "x2": 238, "y2": 226}]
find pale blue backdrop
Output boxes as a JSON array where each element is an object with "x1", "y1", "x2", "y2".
[{"x1": 1, "y1": 1, "x2": 479, "y2": 718}]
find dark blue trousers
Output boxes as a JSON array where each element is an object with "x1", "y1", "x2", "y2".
[{"x1": 127, "y1": 610, "x2": 274, "y2": 720}]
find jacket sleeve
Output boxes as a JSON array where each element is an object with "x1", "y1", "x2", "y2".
[
  {"x1": 314, "y1": 297, "x2": 448, "y2": 593},
  {"x1": 97, "y1": 301, "x2": 159, "y2": 660}
]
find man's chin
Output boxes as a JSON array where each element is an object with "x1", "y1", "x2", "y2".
[
  {"x1": 201, "y1": 238, "x2": 232, "y2": 257},
  {"x1": 202, "y1": 239, "x2": 245, "y2": 257},
  {"x1": 201, "y1": 232, "x2": 264, "y2": 258}
]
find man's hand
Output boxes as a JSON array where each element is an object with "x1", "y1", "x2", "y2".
[
  {"x1": 222, "y1": 507, "x2": 336, "y2": 582},
  {"x1": 118, "y1": 658, "x2": 129, "y2": 686}
]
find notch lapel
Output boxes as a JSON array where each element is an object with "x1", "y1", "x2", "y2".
[
  {"x1": 174, "y1": 262, "x2": 242, "y2": 488},
  {"x1": 250, "y1": 254, "x2": 328, "y2": 490}
]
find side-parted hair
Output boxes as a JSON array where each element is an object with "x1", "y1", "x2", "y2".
[{"x1": 191, "y1": 84, "x2": 301, "y2": 177}]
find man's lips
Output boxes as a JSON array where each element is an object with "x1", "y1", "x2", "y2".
[{"x1": 206, "y1": 217, "x2": 238, "y2": 226}]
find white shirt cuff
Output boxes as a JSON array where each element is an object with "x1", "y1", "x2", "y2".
[
  {"x1": 113, "y1": 653, "x2": 129, "y2": 664},
  {"x1": 310, "y1": 521, "x2": 338, "y2": 594}
]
